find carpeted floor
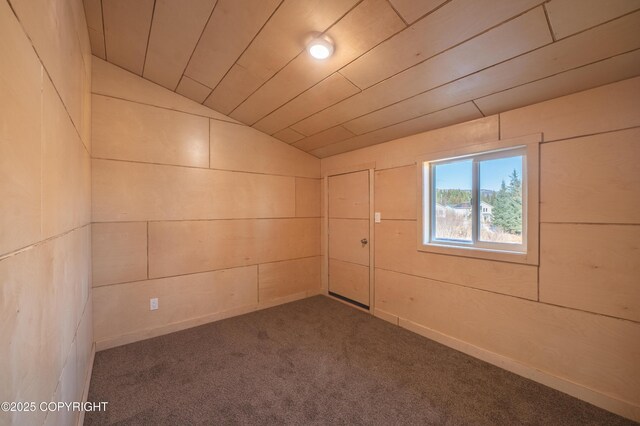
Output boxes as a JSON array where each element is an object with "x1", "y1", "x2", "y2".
[{"x1": 85, "y1": 296, "x2": 634, "y2": 425}]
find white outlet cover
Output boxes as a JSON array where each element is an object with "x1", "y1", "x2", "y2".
[
  {"x1": 150, "y1": 298, "x2": 158, "y2": 311},
  {"x1": 374, "y1": 212, "x2": 381, "y2": 223}
]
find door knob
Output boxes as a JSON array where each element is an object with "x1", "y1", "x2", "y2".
[{"x1": 361, "y1": 238, "x2": 368, "y2": 245}]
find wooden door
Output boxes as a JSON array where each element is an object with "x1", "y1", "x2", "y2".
[{"x1": 328, "y1": 170, "x2": 370, "y2": 309}]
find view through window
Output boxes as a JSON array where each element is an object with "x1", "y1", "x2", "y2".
[{"x1": 427, "y1": 147, "x2": 525, "y2": 252}]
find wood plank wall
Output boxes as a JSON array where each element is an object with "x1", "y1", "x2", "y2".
[
  {"x1": 321, "y1": 77, "x2": 640, "y2": 421},
  {"x1": 90, "y1": 57, "x2": 322, "y2": 350},
  {"x1": 0, "y1": 0, "x2": 93, "y2": 425}
]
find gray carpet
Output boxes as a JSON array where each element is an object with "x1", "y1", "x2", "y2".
[{"x1": 85, "y1": 296, "x2": 634, "y2": 425}]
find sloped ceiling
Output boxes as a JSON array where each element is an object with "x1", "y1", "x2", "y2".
[{"x1": 83, "y1": 0, "x2": 640, "y2": 157}]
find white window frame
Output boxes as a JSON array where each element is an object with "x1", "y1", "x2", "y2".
[{"x1": 417, "y1": 134, "x2": 540, "y2": 265}]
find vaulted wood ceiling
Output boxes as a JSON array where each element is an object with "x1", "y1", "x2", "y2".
[{"x1": 83, "y1": 0, "x2": 640, "y2": 157}]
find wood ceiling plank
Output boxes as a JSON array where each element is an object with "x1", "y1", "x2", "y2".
[
  {"x1": 83, "y1": 0, "x2": 106, "y2": 59},
  {"x1": 206, "y1": 0, "x2": 360, "y2": 115},
  {"x1": 176, "y1": 75, "x2": 212, "y2": 104},
  {"x1": 338, "y1": 11, "x2": 640, "y2": 137},
  {"x1": 229, "y1": 0, "x2": 406, "y2": 125},
  {"x1": 388, "y1": 0, "x2": 448, "y2": 24},
  {"x1": 293, "y1": 125, "x2": 356, "y2": 152},
  {"x1": 311, "y1": 102, "x2": 482, "y2": 157},
  {"x1": 293, "y1": 6, "x2": 551, "y2": 137},
  {"x1": 143, "y1": 0, "x2": 217, "y2": 90},
  {"x1": 475, "y1": 49, "x2": 640, "y2": 116},
  {"x1": 103, "y1": 0, "x2": 155, "y2": 75},
  {"x1": 184, "y1": 0, "x2": 281, "y2": 90},
  {"x1": 545, "y1": 0, "x2": 640, "y2": 39},
  {"x1": 253, "y1": 73, "x2": 360, "y2": 135},
  {"x1": 340, "y1": 0, "x2": 543, "y2": 90},
  {"x1": 273, "y1": 128, "x2": 305, "y2": 144}
]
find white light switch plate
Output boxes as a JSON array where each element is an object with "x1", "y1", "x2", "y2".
[
  {"x1": 374, "y1": 212, "x2": 381, "y2": 223},
  {"x1": 150, "y1": 298, "x2": 158, "y2": 311}
]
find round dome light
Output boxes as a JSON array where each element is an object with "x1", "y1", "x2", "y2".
[{"x1": 307, "y1": 37, "x2": 334, "y2": 60}]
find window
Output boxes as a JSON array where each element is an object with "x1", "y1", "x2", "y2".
[{"x1": 418, "y1": 135, "x2": 540, "y2": 265}]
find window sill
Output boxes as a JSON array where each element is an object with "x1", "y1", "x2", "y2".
[{"x1": 418, "y1": 241, "x2": 536, "y2": 265}]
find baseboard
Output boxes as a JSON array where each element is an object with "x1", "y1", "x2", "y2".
[
  {"x1": 373, "y1": 308, "x2": 399, "y2": 325},
  {"x1": 95, "y1": 290, "x2": 321, "y2": 351},
  {"x1": 398, "y1": 317, "x2": 640, "y2": 423},
  {"x1": 76, "y1": 343, "x2": 96, "y2": 426}
]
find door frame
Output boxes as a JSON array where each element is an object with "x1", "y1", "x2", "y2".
[{"x1": 323, "y1": 162, "x2": 376, "y2": 313}]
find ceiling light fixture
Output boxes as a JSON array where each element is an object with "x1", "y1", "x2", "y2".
[{"x1": 307, "y1": 35, "x2": 334, "y2": 60}]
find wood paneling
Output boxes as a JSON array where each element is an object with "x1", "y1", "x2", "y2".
[
  {"x1": 207, "y1": 0, "x2": 359, "y2": 114},
  {"x1": 253, "y1": 73, "x2": 361, "y2": 136},
  {"x1": 92, "y1": 159, "x2": 295, "y2": 222},
  {"x1": 474, "y1": 49, "x2": 640, "y2": 116},
  {"x1": 148, "y1": 219, "x2": 320, "y2": 278},
  {"x1": 342, "y1": 7, "x2": 551, "y2": 135},
  {"x1": 92, "y1": 222, "x2": 148, "y2": 287},
  {"x1": 296, "y1": 178, "x2": 321, "y2": 217},
  {"x1": 102, "y1": 0, "x2": 155, "y2": 74},
  {"x1": 93, "y1": 266, "x2": 258, "y2": 343},
  {"x1": 501, "y1": 75, "x2": 640, "y2": 141},
  {"x1": 273, "y1": 128, "x2": 305, "y2": 144},
  {"x1": 91, "y1": 0, "x2": 638, "y2": 157},
  {"x1": 329, "y1": 219, "x2": 369, "y2": 266},
  {"x1": 336, "y1": 12, "x2": 640, "y2": 139},
  {"x1": 546, "y1": 0, "x2": 640, "y2": 39},
  {"x1": 92, "y1": 56, "x2": 235, "y2": 122},
  {"x1": 83, "y1": 0, "x2": 106, "y2": 59},
  {"x1": 341, "y1": 0, "x2": 543, "y2": 89},
  {"x1": 328, "y1": 170, "x2": 369, "y2": 218},
  {"x1": 143, "y1": 0, "x2": 217, "y2": 90},
  {"x1": 540, "y1": 223, "x2": 640, "y2": 322},
  {"x1": 293, "y1": 126, "x2": 356, "y2": 152},
  {"x1": 229, "y1": 0, "x2": 405, "y2": 125},
  {"x1": 296, "y1": 6, "x2": 549, "y2": 138},
  {"x1": 11, "y1": 0, "x2": 87, "y2": 135},
  {"x1": 209, "y1": 120, "x2": 320, "y2": 178},
  {"x1": 374, "y1": 165, "x2": 416, "y2": 220},
  {"x1": 376, "y1": 220, "x2": 538, "y2": 299},
  {"x1": 175, "y1": 75, "x2": 212, "y2": 104},
  {"x1": 321, "y1": 116, "x2": 498, "y2": 172},
  {"x1": 0, "y1": 1, "x2": 42, "y2": 256},
  {"x1": 312, "y1": 102, "x2": 483, "y2": 158},
  {"x1": 185, "y1": 0, "x2": 281, "y2": 90},
  {"x1": 329, "y1": 259, "x2": 369, "y2": 306},
  {"x1": 42, "y1": 78, "x2": 91, "y2": 239},
  {"x1": 259, "y1": 257, "x2": 321, "y2": 303},
  {"x1": 375, "y1": 268, "x2": 640, "y2": 408},
  {"x1": 388, "y1": 0, "x2": 447, "y2": 24},
  {"x1": 0, "y1": 227, "x2": 90, "y2": 426},
  {"x1": 92, "y1": 95, "x2": 210, "y2": 167},
  {"x1": 2, "y1": 3, "x2": 92, "y2": 422},
  {"x1": 541, "y1": 128, "x2": 640, "y2": 224}
]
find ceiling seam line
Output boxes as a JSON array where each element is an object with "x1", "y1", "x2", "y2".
[
  {"x1": 140, "y1": 0, "x2": 157, "y2": 77},
  {"x1": 224, "y1": 0, "x2": 367, "y2": 120}
]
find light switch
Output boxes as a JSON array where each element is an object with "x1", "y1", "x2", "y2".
[
  {"x1": 374, "y1": 212, "x2": 381, "y2": 223},
  {"x1": 150, "y1": 298, "x2": 159, "y2": 311}
]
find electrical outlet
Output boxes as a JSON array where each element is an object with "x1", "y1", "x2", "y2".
[
  {"x1": 374, "y1": 212, "x2": 381, "y2": 223},
  {"x1": 150, "y1": 298, "x2": 158, "y2": 311}
]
